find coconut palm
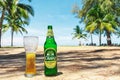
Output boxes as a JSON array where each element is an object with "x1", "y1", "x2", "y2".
[
  {"x1": 72, "y1": 25, "x2": 87, "y2": 46},
  {"x1": 2, "y1": 0, "x2": 34, "y2": 46},
  {"x1": 3, "y1": 14, "x2": 29, "y2": 46},
  {"x1": 85, "y1": 7, "x2": 117, "y2": 46},
  {"x1": 102, "y1": 14, "x2": 118, "y2": 45},
  {"x1": 73, "y1": 0, "x2": 120, "y2": 46},
  {"x1": 79, "y1": 0, "x2": 120, "y2": 20},
  {"x1": 85, "y1": 5, "x2": 105, "y2": 46},
  {"x1": 0, "y1": 0, "x2": 33, "y2": 47},
  {"x1": 0, "y1": 0, "x2": 6, "y2": 47},
  {"x1": 6, "y1": 0, "x2": 34, "y2": 46}
]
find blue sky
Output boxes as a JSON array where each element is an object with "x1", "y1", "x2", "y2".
[{"x1": 1, "y1": 0, "x2": 120, "y2": 46}]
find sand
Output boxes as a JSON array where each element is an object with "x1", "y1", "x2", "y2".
[{"x1": 0, "y1": 46, "x2": 120, "y2": 80}]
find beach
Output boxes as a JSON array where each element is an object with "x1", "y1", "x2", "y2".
[{"x1": 0, "y1": 46, "x2": 120, "y2": 80}]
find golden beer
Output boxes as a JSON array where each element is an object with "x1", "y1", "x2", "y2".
[{"x1": 25, "y1": 53, "x2": 36, "y2": 75}]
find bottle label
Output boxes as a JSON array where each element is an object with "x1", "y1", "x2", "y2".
[
  {"x1": 47, "y1": 29, "x2": 53, "y2": 36},
  {"x1": 44, "y1": 48, "x2": 56, "y2": 68}
]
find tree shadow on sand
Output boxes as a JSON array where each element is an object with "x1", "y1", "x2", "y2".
[
  {"x1": 0, "y1": 52, "x2": 44, "y2": 78},
  {"x1": 0, "y1": 48, "x2": 120, "y2": 78},
  {"x1": 57, "y1": 48, "x2": 120, "y2": 76}
]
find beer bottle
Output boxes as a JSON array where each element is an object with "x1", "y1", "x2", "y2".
[{"x1": 44, "y1": 25, "x2": 57, "y2": 76}]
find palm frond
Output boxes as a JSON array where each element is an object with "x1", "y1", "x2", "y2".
[
  {"x1": 18, "y1": 3, "x2": 34, "y2": 16},
  {"x1": 85, "y1": 22, "x2": 97, "y2": 33},
  {"x1": 2, "y1": 24, "x2": 9, "y2": 33},
  {"x1": 104, "y1": 22, "x2": 114, "y2": 32},
  {"x1": 72, "y1": 25, "x2": 87, "y2": 40}
]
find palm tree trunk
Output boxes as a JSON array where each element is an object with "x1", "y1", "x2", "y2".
[
  {"x1": 79, "y1": 40, "x2": 81, "y2": 46},
  {"x1": 0, "y1": 22, "x2": 2, "y2": 48},
  {"x1": 11, "y1": 28, "x2": 14, "y2": 47},
  {"x1": 106, "y1": 31, "x2": 111, "y2": 46},
  {"x1": 0, "y1": 8, "x2": 5, "y2": 48},
  {"x1": 99, "y1": 31, "x2": 102, "y2": 46},
  {"x1": 90, "y1": 33, "x2": 93, "y2": 45}
]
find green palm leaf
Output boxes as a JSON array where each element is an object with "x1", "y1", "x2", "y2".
[
  {"x1": 86, "y1": 22, "x2": 97, "y2": 33},
  {"x1": 18, "y1": 3, "x2": 34, "y2": 16},
  {"x1": 2, "y1": 24, "x2": 9, "y2": 33},
  {"x1": 72, "y1": 25, "x2": 87, "y2": 40},
  {"x1": 103, "y1": 22, "x2": 114, "y2": 32}
]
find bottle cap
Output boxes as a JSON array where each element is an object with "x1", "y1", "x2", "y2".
[{"x1": 48, "y1": 25, "x2": 52, "y2": 29}]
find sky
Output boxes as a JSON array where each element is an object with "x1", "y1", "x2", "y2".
[{"x1": 1, "y1": 0, "x2": 120, "y2": 47}]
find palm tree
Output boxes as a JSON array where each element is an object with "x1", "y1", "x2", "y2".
[
  {"x1": 72, "y1": 0, "x2": 120, "y2": 46},
  {"x1": 3, "y1": 14, "x2": 29, "y2": 46},
  {"x1": 102, "y1": 14, "x2": 118, "y2": 45},
  {"x1": 85, "y1": 5, "x2": 105, "y2": 46},
  {"x1": 2, "y1": 0, "x2": 34, "y2": 46},
  {"x1": 78, "y1": 0, "x2": 120, "y2": 21},
  {"x1": 0, "y1": 0, "x2": 6, "y2": 48},
  {"x1": 85, "y1": 9, "x2": 117, "y2": 46},
  {"x1": 72, "y1": 25, "x2": 87, "y2": 46},
  {"x1": 8, "y1": 0, "x2": 34, "y2": 47},
  {"x1": 0, "y1": 0, "x2": 33, "y2": 47}
]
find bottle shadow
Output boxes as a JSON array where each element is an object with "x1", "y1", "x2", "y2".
[
  {"x1": 57, "y1": 72, "x2": 63, "y2": 76},
  {"x1": 45, "y1": 72, "x2": 63, "y2": 77}
]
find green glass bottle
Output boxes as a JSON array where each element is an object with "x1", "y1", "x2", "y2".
[{"x1": 44, "y1": 25, "x2": 57, "y2": 76}]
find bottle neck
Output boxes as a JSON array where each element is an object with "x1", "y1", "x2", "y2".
[{"x1": 47, "y1": 29, "x2": 54, "y2": 37}]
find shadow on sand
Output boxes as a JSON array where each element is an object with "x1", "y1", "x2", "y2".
[{"x1": 0, "y1": 48, "x2": 120, "y2": 77}]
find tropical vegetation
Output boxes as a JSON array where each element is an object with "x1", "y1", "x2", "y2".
[
  {"x1": 72, "y1": 25, "x2": 87, "y2": 45},
  {"x1": 72, "y1": 0, "x2": 120, "y2": 46},
  {"x1": 0, "y1": 0, "x2": 34, "y2": 47}
]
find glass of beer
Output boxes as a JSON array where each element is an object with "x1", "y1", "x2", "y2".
[{"x1": 23, "y1": 36, "x2": 39, "y2": 77}]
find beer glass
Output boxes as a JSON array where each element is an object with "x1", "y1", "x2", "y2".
[{"x1": 23, "y1": 36, "x2": 39, "y2": 77}]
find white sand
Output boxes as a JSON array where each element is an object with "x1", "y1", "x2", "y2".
[{"x1": 0, "y1": 46, "x2": 120, "y2": 80}]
